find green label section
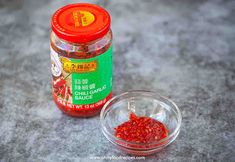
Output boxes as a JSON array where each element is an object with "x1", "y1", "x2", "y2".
[{"x1": 71, "y1": 46, "x2": 112, "y2": 105}]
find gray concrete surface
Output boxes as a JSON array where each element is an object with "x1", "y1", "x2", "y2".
[{"x1": 0, "y1": 0, "x2": 235, "y2": 161}]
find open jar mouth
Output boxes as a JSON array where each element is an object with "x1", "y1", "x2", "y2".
[{"x1": 100, "y1": 90, "x2": 182, "y2": 151}]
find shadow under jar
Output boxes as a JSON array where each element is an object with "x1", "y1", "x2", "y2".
[{"x1": 50, "y1": 3, "x2": 113, "y2": 117}]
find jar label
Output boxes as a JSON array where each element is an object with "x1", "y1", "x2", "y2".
[{"x1": 51, "y1": 46, "x2": 112, "y2": 105}]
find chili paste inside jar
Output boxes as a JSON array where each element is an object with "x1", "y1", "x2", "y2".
[{"x1": 50, "y1": 3, "x2": 112, "y2": 117}]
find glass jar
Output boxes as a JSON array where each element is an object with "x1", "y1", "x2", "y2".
[{"x1": 50, "y1": 3, "x2": 112, "y2": 117}]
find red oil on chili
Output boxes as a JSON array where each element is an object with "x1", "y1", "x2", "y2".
[{"x1": 115, "y1": 112, "x2": 168, "y2": 143}]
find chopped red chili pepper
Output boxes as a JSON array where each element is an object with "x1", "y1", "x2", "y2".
[
  {"x1": 115, "y1": 112, "x2": 168, "y2": 143},
  {"x1": 53, "y1": 75, "x2": 72, "y2": 100},
  {"x1": 53, "y1": 77, "x2": 66, "y2": 89},
  {"x1": 129, "y1": 112, "x2": 138, "y2": 120}
]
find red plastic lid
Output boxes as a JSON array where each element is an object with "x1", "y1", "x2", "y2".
[{"x1": 51, "y1": 3, "x2": 111, "y2": 43}]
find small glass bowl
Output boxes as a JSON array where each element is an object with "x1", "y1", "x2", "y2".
[{"x1": 100, "y1": 90, "x2": 182, "y2": 156}]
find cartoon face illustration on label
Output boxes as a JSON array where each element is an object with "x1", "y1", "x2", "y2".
[{"x1": 50, "y1": 47, "x2": 62, "y2": 77}]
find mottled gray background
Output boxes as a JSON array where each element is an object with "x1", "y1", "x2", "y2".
[{"x1": 0, "y1": 0, "x2": 235, "y2": 162}]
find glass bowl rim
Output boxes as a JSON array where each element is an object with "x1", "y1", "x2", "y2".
[{"x1": 100, "y1": 90, "x2": 182, "y2": 148}]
